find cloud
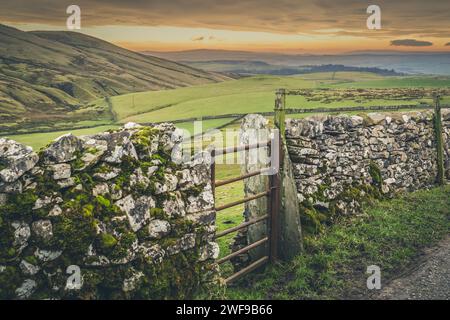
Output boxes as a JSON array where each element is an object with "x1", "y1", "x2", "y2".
[
  {"x1": 191, "y1": 36, "x2": 205, "y2": 41},
  {"x1": 446, "y1": 42, "x2": 450, "y2": 46},
  {"x1": 390, "y1": 39, "x2": 433, "y2": 47},
  {"x1": 0, "y1": 0, "x2": 449, "y2": 39}
]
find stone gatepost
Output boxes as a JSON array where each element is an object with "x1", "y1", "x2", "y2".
[{"x1": 231, "y1": 114, "x2": 303, "y2": 268}]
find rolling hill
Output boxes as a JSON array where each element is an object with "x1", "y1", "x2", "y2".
[{"x1": 0, "y1": 24, "x2": 229, "y2": 133}]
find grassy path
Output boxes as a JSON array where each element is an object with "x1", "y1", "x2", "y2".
[{"x1": 225, "y1": 185, "x2": 450, "y2": 299}]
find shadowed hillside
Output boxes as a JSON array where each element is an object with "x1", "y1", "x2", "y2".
[{"x1": 0, "y1": 24, "x2": 229, "y2": 133}]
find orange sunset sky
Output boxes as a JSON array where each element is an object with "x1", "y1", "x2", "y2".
[{"x1": 1, "y1": 0, "x2": 449, "y2": 53}]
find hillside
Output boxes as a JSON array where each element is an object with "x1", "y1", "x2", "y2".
[{"x1": 0, "y1": 24, "x2": 229, "y2": 133}]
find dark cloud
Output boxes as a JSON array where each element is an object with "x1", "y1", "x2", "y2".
[
  {"x1": 390, "y1": 39, "x2": 433, "y2": 47},
  {"x1": 191, "y1": 36, "x2": 205, "y2": 41},
  {"x1": 0, "y1": 0, "x2": 449, "y2": 39}
]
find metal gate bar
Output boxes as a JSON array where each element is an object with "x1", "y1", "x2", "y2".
[
  {"x1": 215, "y1": 214, "x2": 269, "y2": 239},
  {"x1": 215, "y1": 140, "x2": 271, "y2": 156},
  {"x1": 217, "y1": 237, "x2": 269, "y2": 264},
  {"x1": 215, "y1": 190, "x2": 269, "y2": 212},
  {"x1": 224, "y1": 256, "x2": 269, "y2": 284},
  {"x1": 215, "y1": 168, "x2": 270, "y2": 187},
  {"x1": 211, "y1": 135, "x2": 280, "y2": 285}
]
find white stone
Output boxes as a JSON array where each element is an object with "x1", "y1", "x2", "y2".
[
  {"x1": 34, "y1": 249, "x2": 62, "y2": 262},
  {"x1": 48, "y1": 163, "x2": 71, "y2": 180},
  {"x1": 19, "y1": 260, "x2": 40, "y2": 275},
  {"x1": 32, "y1": 220, "x2": 53, "y2": 241},
  {"x1": 15, "y1": 279, "x2": 37, "y2": 299},
  {"x1": 148, "y1": 220, "x2": 171, "y2": 239}
]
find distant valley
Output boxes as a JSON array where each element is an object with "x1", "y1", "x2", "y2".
[{"x1": 144, "y1": 49, "x2": 450, "y2": 76}]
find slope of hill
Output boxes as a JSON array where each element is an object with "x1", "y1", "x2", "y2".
[{"x1": 0, "y1": 24, "x2": 229, "y2": 133}]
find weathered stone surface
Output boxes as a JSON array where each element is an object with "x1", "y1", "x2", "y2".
[
  {"x1": 115, "y1": 195, "x2": 155, "y2": 232},
  {"x1": 0, "y1": 138, "x2": 38, "y2": 183},
  {"x1": 0, "y1": 193, "x2": 7, "y2": 206},
  {"x1": 167, "y1": 233, "x2": 196, "y2": 255},
  {"x1": 92, "y1": 183, "x2": 109, "y2": 196},
  {"x1": 163, "y1": 192, "x2": 186, "y2": 217},
  {"x1": 123, "y1": 269, "x2": 144, "y2": 292},
  {"x1": 15, "y1": 279, "x2": 37, "y2": 299},
  {"x1": 31, "y1": 220, "x2": 53, "y2": 241},
  {"x1": 366, "y1": 113, "x2": 387, "y2": 125},
  {"x1": 34, "y1": 249, "x2": 62, "y2": 262},
  {"x1": 57, "y1": 177, "x2": 76, "y2": 189},
  {"x1": 48, "y1": 205, "x2": 62, "y2": 217},
  {"x1": 186, "y1": 210, "x2": 216, "y2": 226},
  {"x1": 33, "y1": 194, "x2": 63, "y2": 210},
  {"x1": 48, "y1": 163, "x2": 71, "y2": 180},
  {"x1": 0, "y1": 123, "x2": 220, "y2": 300},
  {"x1": 12, "y1": 221, "x2": 31, "y2": 253},
  {"x1": 19, "y1": 260, "x2": 40, "y2": 276},
  {"x1": 93, "y1": 167, "x2": 121, "y2": 181},
  {"x1": 42, "y1": 134, "x2": 83, "y2": 164},
  {"x1": 140, "y1": 243, "x2": 165, "y2": 264},
  {"x1": 186, "y1": 186, "x2": 214, "y2": 214},
  {"x1": 286, "y1": 110, "x2": 446, "y2": 229},
  {"x1": 147, "y1": 219, "x2": 171, "y2": 239},
  {"x1": 199, "y1": 242, "x2": 220, "y2": 261}
]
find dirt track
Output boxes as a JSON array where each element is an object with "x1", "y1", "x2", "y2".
[{"x1": 374, "y1": 236, "x2": 450, "y2": 300}]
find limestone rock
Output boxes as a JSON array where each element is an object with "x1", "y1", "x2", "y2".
[
  {"x1": 19, "y1": 260, "x2": 40, "y2": 276},
  {"x1": 140, "y1": 244, "x2": 165, "y2": 264},
  {"x1": 42, "y1": 134, "x2": 83, "y2": 164},
  {"x1": 33, "y1": 194, "x2": 63, "y2": 210},
  {"x1": 115, "y1": 195, "x2": 154, "y2": 232},
  {"x1": 15, "y1": 279, "x2": 37, "y2": 299},
  {"x1": 148, "y1": 219, "x2": 171, "y2": 239},
  {"x1": 93, "y1": 167, "x2": 121, "y2": 181},
  {"x1": 162, "y1": 192, "x2": 186, "y2": 217},
  {"x1": 366, "y1": 113, "x2": 386, "y2": 126},
  {"x1": 31, "y1": 220, "x2": 53, "y2": 241},
  {"x1": 92, "y1": 183, "x2": 109, "y2": 197},
  {"x1": 0, "y1": 138, "x2": 38, "y2": 183},
  {"x1": 48, "y1": 163, "x2": 71, "y2": 180},
  {"x1": 123, "y1": 269, "x2": 144, "y2": 292},
  {"x1": 12, "y1": 221, "x2": 31, "y2": 253},
  {"x1": 199, "y1": 242, "x2": 220, "y2": 261},
  {"x1": 48, "y1": 205, "x2": 62, "y2": 217},
  {"x1": 34, "y1": 249, "x2": 62, "y2": 262}
]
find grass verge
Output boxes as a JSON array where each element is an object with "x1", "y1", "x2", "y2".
[{"x1": 225, "y1": 185, "x2": 450, "y2": 299}]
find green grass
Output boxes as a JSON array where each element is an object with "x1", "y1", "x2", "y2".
[
  {"x1": 214, "y1": 164, "x2": 245, "y2": 278},
  {"x1": 3, "y1": 125, "x2": 120, "y2": 151},
  {"x1": 225, "y1": 185, "x2": 450, "y2": 300},
  {"x1": 4, "y1": 72, "x2": 450, "y2": 149},
  {"x1": 334, "y1": 76, "x2": 450, "y2": 88},
  {"x1": 102, "y1": 73, "x2": 449, "y2": 125}
]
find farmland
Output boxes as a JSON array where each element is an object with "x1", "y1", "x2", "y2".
[{"x1": 4, "y1": 72, "x2": 450, "y2": 152}]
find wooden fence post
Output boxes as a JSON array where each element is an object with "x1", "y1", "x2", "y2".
[{"x1": 434, "y1": 94, "x2": 445, "y2": 186}]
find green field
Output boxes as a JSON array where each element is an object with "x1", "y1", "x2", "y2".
[
  {"x1": 110, "y1": 73, "x2": 449, "y2": 124},
  {"x1": 3, "y1": 72, "x2": 450, "y2": 150}
]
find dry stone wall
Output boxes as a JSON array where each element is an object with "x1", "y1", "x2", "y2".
[
  {"x1": 0, "y1": 123, "x2": 219, "y2": 299},
  {"x1": 285, "y1": 110, "x2": 450, "y2": 234}
]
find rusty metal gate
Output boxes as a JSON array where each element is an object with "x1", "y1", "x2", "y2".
[{"x1": 210, "y1": 133, "x2": 282, "y2": 284}]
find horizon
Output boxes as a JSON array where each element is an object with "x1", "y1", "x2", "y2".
[{"x1": 1, "y1": 0, "x2": 449, "y2": 54}]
